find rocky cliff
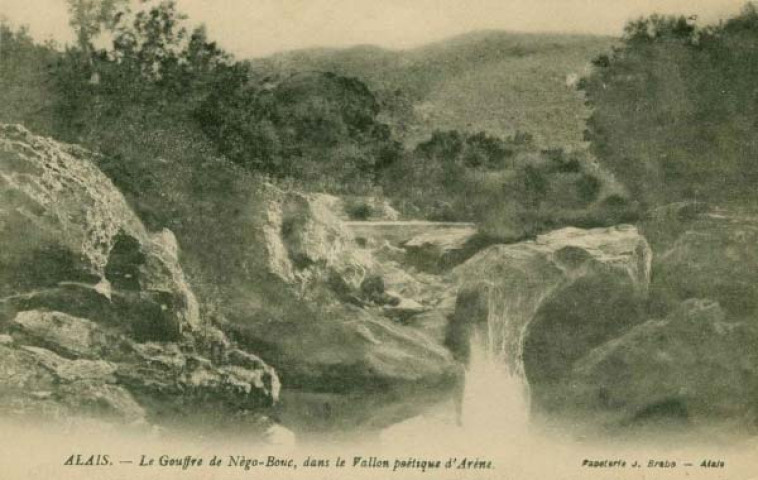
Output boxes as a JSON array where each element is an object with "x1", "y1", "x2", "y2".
[
  {"x1": 452, "y1": 225, "x2": 652, "y2": 412},
  {"x1": 560, "y1": 204, "x2": 758, "y2": 429},
  {"x1": 7, "y1": 124, "x2": 755, "y2": 437},
  {"x1": 448, "y1": 204, "x2": 758, "y2": 432},
  {"x1": 190, "y1": 181, "x2": 462, "y2": 431},
  {"x1": 567, "y1": 299, "x2": 758, "y2": 429},
  {"x1": 0, "y1": 125, "x2": 278, "y2": 432}
]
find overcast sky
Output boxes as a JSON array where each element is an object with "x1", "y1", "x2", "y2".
[{"x1": 1, "y1": 0, "x2": 749, "y2": 58}]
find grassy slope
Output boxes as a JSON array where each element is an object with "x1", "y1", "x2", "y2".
[{"x1": 253, "y1": 30, "x2": 616, "y2": 148}]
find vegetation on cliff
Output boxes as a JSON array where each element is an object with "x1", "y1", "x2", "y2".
[{"x1": 582, "y1": 4, "x2": 758, "y2": 209}]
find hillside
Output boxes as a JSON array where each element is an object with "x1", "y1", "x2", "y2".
[{"x1": 253, "y1": 30, "x2": 616, "y2": 147}]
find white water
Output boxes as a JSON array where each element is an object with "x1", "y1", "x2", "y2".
[
  {"x1": 459, "y1": 330, "x2": 530, "y2": 438},
  {"x1": 379, "y1": 329, "x2": 530, "y2": 449}
]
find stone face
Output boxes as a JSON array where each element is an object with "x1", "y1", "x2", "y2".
[
  {"x1": 195, "y1": 180, "x2": 461, "y2": 430},
  {"x1": 566, "y1": 299, "x2": 758, "y2": 427},
  {"x1": 11, "y1": 310, "x2": 108, "y2": 358},
  {"x1": 403, "y1": 225, "x2": 479, "y2": 272},
  {"x1": 0, "y1": 126, "x2": 280, "y2": 432},
  {"x1": 1, "y1": 309, "x2": 280, "y2": 428},
  {"x1": 644, "y1": 205, "x2": 758, "y2": 317},
  {"x1": 0, "y1": 124, "x2": 198, "y2": 338},
  {"x1": 0, "y1": 343, "x2": 146, "y2": 423},
  {"x1": 452, "y1": 225, "x2": 652, "y2": 410}
]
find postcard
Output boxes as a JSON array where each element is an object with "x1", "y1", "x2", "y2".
[{"x1": 1, "y1": 1, "x2": 756, "y2": 478}]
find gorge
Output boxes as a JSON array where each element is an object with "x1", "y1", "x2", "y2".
[{"x1": 2, "y1": 124, "x2": 758, "y2": 446}]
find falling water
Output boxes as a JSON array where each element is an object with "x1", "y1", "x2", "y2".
[
  {"x1": 459, "y1": 328, "x2": 531, "y2": 439},
  {"x1": 379, "y1": 325, "x2": 531, "y2": 449}
]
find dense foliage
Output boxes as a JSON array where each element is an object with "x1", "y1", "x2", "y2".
[
  {"x1": 1, "y1": 0, "x2": 636, "y2": 245},
  {"x1": 0, "y1": 23, "x2": 59, "y2": 134},
  {"x1": 381, "y1": 131, "x2": 631, "y2": 237},
  {"x1": 582, "y1": 4, "x2": 758, "y2": 208},
  {"x1": 196, "y1": 70, "x2": 402, "y2": 190}
]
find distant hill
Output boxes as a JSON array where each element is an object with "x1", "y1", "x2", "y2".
[{"x1": 252, "y1": 30, "x2": 616, "y2": 148}]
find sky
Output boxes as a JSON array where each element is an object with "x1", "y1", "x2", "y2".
[{"x1": 0, "y1": 0, "x2": 749, "y2": 58}]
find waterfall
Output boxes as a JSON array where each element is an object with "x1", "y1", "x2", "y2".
[
  {"x1": 458, "y1": 328, "x2": 530, "y2": 438},
  {"x1": 379, "y1": 288, "x2": 532, "y2": 448},
  {"x1": 379, "y1": 325, "x2": 531, "y2": 449}
]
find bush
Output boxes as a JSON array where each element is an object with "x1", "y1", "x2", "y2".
[
  {"x1": 582, "y1": 5, "x2": 758, "y2": 208},
  {"x1": 345, "y1": 201, "x2": 373, "y2": 221},
  {"x1": 576, "y1": 174, "x2": 602, "y2": 203}
]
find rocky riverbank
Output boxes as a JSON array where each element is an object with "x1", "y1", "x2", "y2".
[{"x1": 2, "y1": 124, "x2": 757, "y2": 439}]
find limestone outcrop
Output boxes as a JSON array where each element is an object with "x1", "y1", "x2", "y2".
[
  {"x1": 566, "y1": 299, "x2": 758, "y2": 427},
  {"x1": 403, "y1": 225, "x2": 480, "y2": 272},
  {"x1": 643, "y1": 204, "x2": 758, "y2": 317},
  {"x1": 0, "y1": 125, "x2": 278, "y2": 431},
  {"x1": 172, "y1": 169, "x2": 460, "y2": 431},
  {"x1": 0, "y1": 124, "x2": 198, "y2": 338},
  {"x1": 452, "y1": 225, "x2": 652, "y2": 411}
]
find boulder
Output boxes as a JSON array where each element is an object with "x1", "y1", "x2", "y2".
[
  {"x1": 403, "y1": 225, "x2": 479, "y2": 272},
  {"x1": 360, "y1": 275, "x2": 386, "y2": 300},
  {"x1": 10, "y1": 310, "x2": 111, "y2": 359},
  {"x1": 262, "y1": 187, "x2": 374, "y2": 289},
  {"x1": 411, "y1": 294, "x2": 457, "y2": 346},
  {"x1": 1, "y1": 309, "x2": 280, "y2": 428},
  {"x1": 230, "y1": 302, "x2": 460, "y2": 430},
  {"x1": 0, "y1": 343, "x2": 145, "y2": 424},
  {"x1": 0, "y1": 124, "x2": 198, "y2": 338},
  {"x1": 191, "y1": 179, "x2": 461, "y2": 431},
  {"x1": 0, "y1": 126, "x2": 280, "y2": 432},
  {"x1": 383, "y1": 298, "x2": 427, "y2": 321},
  {"x1": 119, "y1": 340, "x2": 279, "y2": 421},
  {"x1": 643, "y1": 205, "x2": 758, "y2": 317},
  {"x1": 452, "y1": 225, "x2": 652, "y2": 411},
  {"x1": 566, "y1": 299, "x2": 758, "y2": 427}
]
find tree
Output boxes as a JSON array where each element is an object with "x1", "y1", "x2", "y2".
[
  {"x1": 581, "y1": 7, "x2": 758, "y2": 207},
  {"x1": 67, "y1": 0, "x2": 129, "y2": 54},
  {"x1": 196, "y1": 70, "x2": 400, "y2": 188}
]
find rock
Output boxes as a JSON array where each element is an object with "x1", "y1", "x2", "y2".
[
  {"x1": 403, "y1": 225, "x2": 479, "y2": 272},
  {"x1": 190, "y1": 179, "x2": 460, "y2": 431},
  {"x1": 372, "y1": 241, "x2": 407, "y2": 264},
  {"x1": 1, "y1": 307, "x2": 280, "y2": 428},
  {"x1": 231, "y1": 303, "x2": 461, "y2": 430},
  {"x1": 360, "y1": 275, "x2": 402, "y2": 306},
  {"x1": 412, "y1": 294, "x2": 457, "y2": 346},
  {"x1": 11, "y1": 310, "x2": 110, "y2": 358},
  {"x1": 264, "y1": 188, "x2": 374, "y2": 289},
  {"x1": 383, "y1": 298, "x2": 428, "y2": 321},
  {"x1": 360, "y1": 275, "x2": 386, "y2": 298},
  {"x1": 110, "y1": 339, "x2": 280, "y2": 431},
  {"x1": 22, "y1": 345, "x2": 117, "y2": 382},
  {"x1": 566, "y1": 299, "x2": 758, "y2": 427},
  {"x1": 236, "y1": 303, "x2": 457, "y2": 391},
  {"x1": 226, "y1": 348, "x2": 281, "y2": 401},
  {"x1": 644, "y1": 205, "x2": 758, "y2": 317},
  {"x1": 0, "y1": 126, "x2": 279, "y2": 432},
  {"x1": 452, "y1": 225, "x2": 652, "y2": 411},
  {"x1": 0, "y1": 124, "x2": 198, "y2": 339},
  {"x1": 0, "y1": 343, "x2": 145, "y2": 423}
]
